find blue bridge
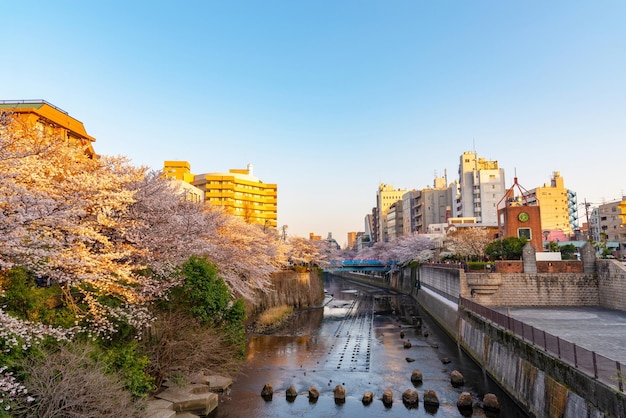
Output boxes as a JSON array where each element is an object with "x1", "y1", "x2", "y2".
[{"x1": 325, "y1": 259, "x2": 396, "y2": 273}]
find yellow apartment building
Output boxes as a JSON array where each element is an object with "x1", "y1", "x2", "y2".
[
  {"x1": 163, "y1": 161, "x2": 278, "y2": 228},
  {"x1": 0, "y1": 100, "x2": 96, "y2": 158},
  {"x1": 526, "y1": 171, "x2": 572, "y2": 236},
  {"x1": 376, "y1": 183, "x2": 407, "y2": 242}
]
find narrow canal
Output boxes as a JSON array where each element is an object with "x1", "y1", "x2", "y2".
[{"x1": 213, "y1": 274, "x2": 529, "y2": 417}]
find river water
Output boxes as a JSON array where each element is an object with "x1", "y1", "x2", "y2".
[{"x1": 212, "y1": 274, "x2": 529, "y2": 417}]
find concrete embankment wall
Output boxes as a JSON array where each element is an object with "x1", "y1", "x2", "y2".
[
  {"x1": 251, "y1": 270, "x2": 325, "y2": 313},
  {"x1": 415, "y1": 288, "x2": 459, "y2": 339},
  {"x1": 459, "y1": 309, "x2": 626, "y2": 417},
  {"x1": 418, "y1": 265, "x2": 465, "y2": 302}
]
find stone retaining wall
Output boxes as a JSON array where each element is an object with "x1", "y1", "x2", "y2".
[
  {"x1": 465, "y1": 272, "x2": 600, "y2": 307},
  {"x1": 250, "y1": 270, "x2": 325, "y2": 313},
  {"x1": 598, "y1": 260, "x2": 626, "y2": 311}
]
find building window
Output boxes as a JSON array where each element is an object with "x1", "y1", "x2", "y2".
[{"x1": 518, "y1": 228, "x2": 532, "y2": 239}]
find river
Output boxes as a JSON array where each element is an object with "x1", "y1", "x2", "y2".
[{"x1": 212, "y1": 274, "x2": 529, "y2": 417}]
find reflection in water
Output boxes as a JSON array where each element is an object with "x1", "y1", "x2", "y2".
[{"x1": 212, "y1": 275, "x2": 528, "y2": 417}]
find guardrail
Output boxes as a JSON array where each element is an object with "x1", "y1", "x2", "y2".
[
  {"x1": 0, "y1": 99, "x2": 69, "y2": 114},
  {"x1": 459, "y1": 297, "x2": 624, "y2": 392}
]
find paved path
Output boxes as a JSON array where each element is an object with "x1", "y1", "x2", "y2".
[{"x1": 501, "y1": 306, "x2": 626, "y2": 365}]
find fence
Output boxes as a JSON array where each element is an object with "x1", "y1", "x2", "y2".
[{"x1": 459, "y1": 297, "x2": 624, "y2": 392}]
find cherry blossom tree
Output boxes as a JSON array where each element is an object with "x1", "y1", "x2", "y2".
[
  {"x1": 123, "y1": 170, "x2": 288, "y2": 300},
  {"x1": 0, "y1": 114, "x2": 296, "y2": 409},
  {"x1": 0, "y1": 115, "x2": 148, "y2": 335},
  {"x1": 445, "y1": 227, "x2": 493, "y2": 261},
  {"x1": 203, "y1": 213, "x2": 286, "y2": 299},
  {"x1": 355, "y1": 241, "x2": 394, "y2": 263},
  {"x1": 124, "y1": 171, "x2": 221, "y2": 298},
  {"x1": 354, "y1": 235, "x2": 435, "y2": 265},
  {"x1": 286, "y1": 236, "x2": 326, "y2": 268},
  {"x1": 389, "y1": 234, "x2": 436, "y2": 264}
]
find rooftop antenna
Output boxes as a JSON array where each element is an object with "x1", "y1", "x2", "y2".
[{"x1": 497, "y1": 168, "x2": 534, "y2": 210}]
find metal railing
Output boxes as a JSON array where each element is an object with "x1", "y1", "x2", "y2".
[
  {"x1": 0, "y1": 99, "x2": 68, "y2": 114},
  {"x1": 459, "y1": 297, "x2": 624, "y2": 392}
]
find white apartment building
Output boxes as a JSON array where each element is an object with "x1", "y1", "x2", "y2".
[{"x1": 457, "y1": 151, "x2": 506, "y2": 226}]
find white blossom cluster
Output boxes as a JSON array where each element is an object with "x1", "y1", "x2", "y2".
[
  {"x1": 0, "y1": 366, "x2": 34, "y2": 411},
  {"x1": 0, "y1": 309, "x2": 77, "y2": 349},
  {"x1": 0, "y1": 310, "x2": 78, "y2": 408}
]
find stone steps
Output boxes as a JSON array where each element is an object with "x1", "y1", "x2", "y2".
[{"x1": 146, "y1": 374, "x2": 232, "y2": 417}]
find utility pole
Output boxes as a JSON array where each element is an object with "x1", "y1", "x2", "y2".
[{"x1": 581, "y1": 199, "x2": 594, "y2": 241}]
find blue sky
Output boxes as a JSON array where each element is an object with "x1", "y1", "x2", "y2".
[{"x1": 2, "y1": 1, "x2": 625, "y2": 245}]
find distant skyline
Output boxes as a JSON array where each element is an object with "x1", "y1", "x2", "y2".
[{"x1": 2, "y1": 2, "x2": 625, "y2": 246}]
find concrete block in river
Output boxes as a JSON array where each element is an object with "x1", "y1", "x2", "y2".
[
  {"x1": 382, "y1": 389, "x2": 393, "y2": 407},
  {"x1": 402, "y1": 389, "x2": 419, "y2": 408},
  {"x1": 308, "y1": 386, "x2": 319, "y2": 403},
  {"x1": 450, "y1": 370, "x2": 464, "y2": 387},
  {"x1": 362, "y1": 391, "x2": 374, "y2": 405},
  {"x1": 260, "y1": 383, "x2": 273, "y2": 401}
]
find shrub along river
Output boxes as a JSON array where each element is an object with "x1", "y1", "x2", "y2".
[{"x1": 212, "y1": 274, "x2": 528, "y2": 417}]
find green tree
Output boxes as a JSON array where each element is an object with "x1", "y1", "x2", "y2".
[
  {"x1": 484, "y1": 236, "x2": 527, "y2": 260},
  {"x1": 0, "y1": 267, "x2": 75, "y2": 327},
  {"x1": 559, "y1": 243, "x2": 577, "y2": 260},
  {"x1": 102, "y1": 341, "x2": 155, "y2": 397},
  {"x1": 169, "y1": 256, "x2": 246, "y2": 331},
  {"x1": 545, "y1": 241, "x2": 560, "y2": 252}
]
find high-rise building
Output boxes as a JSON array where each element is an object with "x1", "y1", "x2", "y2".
[
  {"x1": 370, "y1": 208, "x2": 379, "y2": 243},
  {"x1": 0, "y1": 100, "x2": 96, "y2": 158},
  {"x1": 376, "y1": 184, "x2": 407, "y2": 242},
  {"x1": 347, "y1": 232, "x2": 357, "y2": 250},
  {"x1": 457, "y1": 151, "x2": 506, "y2": 226},
  {"x1": 598, "y1": 198, "x2": 626, "y2": 258},
  {"x1": 386, "y1": 201, "x2": 403, "y2": 241},
  {"x1": 420, "y1": 176, "x2": 453, "y2": 233},
  {"x1": 364, "y1": 214, "x2": 374, "y2": 242},
  {"x1": 525, "y1": 171, "x2": 574, "y2": 237},
  {"x1": 402, "y1": 190, "x2": 420, "y2": 235},
  {"x1": 164, "y1": 161, "x2": 277, "y2": 228}
]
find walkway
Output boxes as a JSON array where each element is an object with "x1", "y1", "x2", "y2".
[{"x1": 501, "y1": 306, "x2": 626, "y2": 365}]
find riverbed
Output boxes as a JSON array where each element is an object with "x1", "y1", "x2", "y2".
[{"x1": 212, "y1": 274, "x2": 529, "y2": 417}]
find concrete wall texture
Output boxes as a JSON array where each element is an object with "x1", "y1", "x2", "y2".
[
  {"x1": 598, "y1": 261, "x2": 626, "y2": 311},
  {"x1": 418, "y1": 265, "x2": 466, "y2": 301}
]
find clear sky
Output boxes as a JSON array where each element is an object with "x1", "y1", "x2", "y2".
[{"x1": 2, "y1": 1, "x2": 625, "y2": 246}]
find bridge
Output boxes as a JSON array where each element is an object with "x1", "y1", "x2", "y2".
[{"x1": 325, "y1": 259, "x2": 396, "y2": 273}]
